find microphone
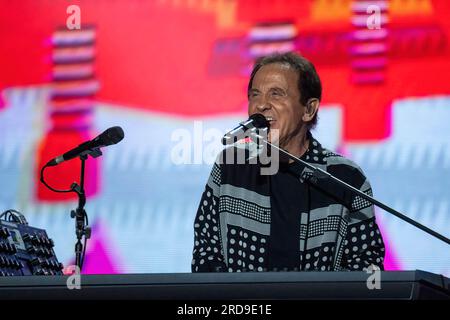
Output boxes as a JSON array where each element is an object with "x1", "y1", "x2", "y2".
[
  {"x1": 45, "y1": 126, "x2": 125, "y2": 166},
  {"x1": 222, "y1": 113, "x2": 269, "y2": 145}
]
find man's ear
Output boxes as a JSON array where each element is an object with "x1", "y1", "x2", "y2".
[{"x1": 302, "y1": 98, "x2": 319, "y2": 122}]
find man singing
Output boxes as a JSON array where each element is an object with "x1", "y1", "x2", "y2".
[{"x1": 192, "y1": 52, "x2": 385, "y2": 272}]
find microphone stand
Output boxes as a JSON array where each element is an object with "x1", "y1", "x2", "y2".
[
  {"x1": 40, "y1": 148, "x2": 103, "y2": 272},
  {"x1": 254, "y1": 133, "x2": 450, "y2": 246},
  {"x1": 68, "y1": 148, "x2": 102, "y2": 271},
  {"x1": 39, "y1": 127, "x2": 124, "y2": 272},
  {"x1": 70, "y1": 154, "x2": 92, "y2": 271}
]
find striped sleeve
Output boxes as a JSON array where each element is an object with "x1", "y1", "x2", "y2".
[
  {"x1": 336, "y1": 166, "x2": 385, "y2": 271},
  {"x1": 191, "y1": 162, "x2": 227, "y2": 272}
]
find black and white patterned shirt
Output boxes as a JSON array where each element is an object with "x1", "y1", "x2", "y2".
[{"x1": 192, "y1": 133, "x2": 385, "y2": 272}]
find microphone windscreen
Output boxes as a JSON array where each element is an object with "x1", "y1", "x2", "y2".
[
  {"x1": 101, "y1": 126, "x2": 125, "y2": 146},
  {"x1": 249, "y1": 113, "x2": 269, "y2": 129}
]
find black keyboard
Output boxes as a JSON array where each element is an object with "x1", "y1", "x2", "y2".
[{"x1": 0, "y1": 270, "x2": 448, "y2": 300}]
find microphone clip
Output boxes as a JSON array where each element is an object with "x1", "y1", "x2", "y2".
[{"x1": 80, "y1": 147, "x2": 103, "y2": 159}]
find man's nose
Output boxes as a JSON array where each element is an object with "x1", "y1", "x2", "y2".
[{"x1": 256, "y1": 102, "x2": 271, "y2": 112}]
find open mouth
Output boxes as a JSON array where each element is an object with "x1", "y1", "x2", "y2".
[{"x1": 265, "y1": 117, "x2": 276, "y2": 128}]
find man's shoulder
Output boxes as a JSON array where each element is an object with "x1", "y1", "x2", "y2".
[
  {"x1": 309, "y1": 141, "x2": 371, "y2": 192},
  {"x1": 312, "y1": 138, "x2": 368, "y2": 182},
  {"x1": 323, "y1": 149, "x2": 362, "y2": 172}
]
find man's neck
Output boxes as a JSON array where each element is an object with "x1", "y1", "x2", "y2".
[{"x1": 283, "y1": 130, "x2": 309, "y2": 161}]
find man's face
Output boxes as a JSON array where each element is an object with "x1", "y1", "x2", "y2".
[{"x1": 248, "y1": 63, "x2": 306, "y2": 147}]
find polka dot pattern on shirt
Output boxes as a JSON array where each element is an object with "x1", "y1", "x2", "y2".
[
  {"x1": 341, "y1": 218, "x2": 385, "y2": 270},
  {"x1": 301, "y1": 244, "x2": 335, "y2": 271},
  {"x1": 192, "y1": 185, "x2": 223, "y2": 271},
  {"x1": 226, "y1": 227, "x2": 268, "y2": 272}
]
